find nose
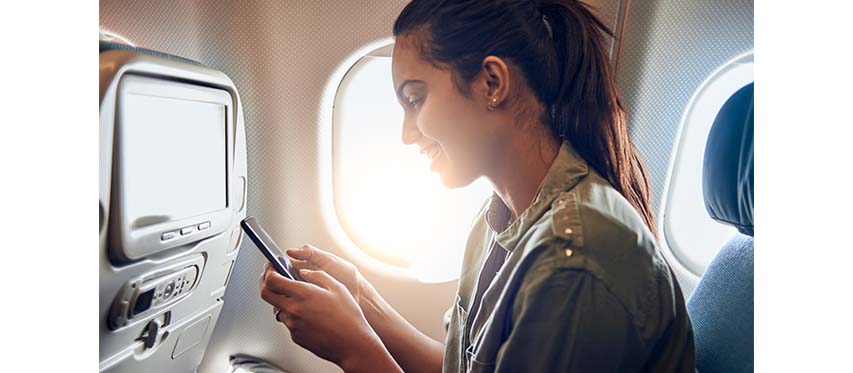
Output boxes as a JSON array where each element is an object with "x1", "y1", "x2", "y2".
[{"x1": 400, "y1": 116, "x2": 421, "y2": 145}]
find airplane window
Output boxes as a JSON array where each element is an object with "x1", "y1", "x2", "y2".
[
  {"x1": 661, "y1": 52, "x2": 753, "y2": 277},
  {"x1": 330, "y1": 46, "x2": 493, "y2": 283}
]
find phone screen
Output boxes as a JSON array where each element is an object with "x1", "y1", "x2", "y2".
[{"x1": 240, "y1": 216, "x2": 302, "y2": 281}]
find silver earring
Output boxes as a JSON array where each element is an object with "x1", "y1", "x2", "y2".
[{"x1": 487, "y1": 97, "x2": 497, "y2": 111}]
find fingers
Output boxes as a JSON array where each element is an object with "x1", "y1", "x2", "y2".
[
  {"x1": 269, "y1": 299, "x2": 296, "y2": 329},
  {"x1": 286, "y1": 245, "x2": 334, "y2": 267},
  {"x1": 289, "y1": 258, "x2": 315, "y2": 271},
  {"x1": 259, "y1": 263, "x2": 272, "y2": 288},
  {"x1": 274, "y1": 307, "x2": 291, "y2": 325},
  {"x1": 299, "y1": 269, "x2": 346, "y2": 293},
  {"x1": 260, "y1": 280, "x2": 296, "y2": 308},
  {"x1": 264, "y1": 269, "x2": 317, "y2": 298}
]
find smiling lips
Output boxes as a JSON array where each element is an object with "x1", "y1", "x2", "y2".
[{"x1": 420, "y1": 144, "x2": 441, "y2": 161}]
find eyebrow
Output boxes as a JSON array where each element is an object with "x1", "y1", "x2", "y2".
[{"x1": 395, "y1": 80, "x2": 424, "y2": 102}]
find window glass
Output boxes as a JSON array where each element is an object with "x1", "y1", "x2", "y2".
[
  {"x1": 662, "y1": 53, "x2": 752, "y2": 276},
  {"x1": 332, "y1": 53, "x2": 493, "y2": 282}
]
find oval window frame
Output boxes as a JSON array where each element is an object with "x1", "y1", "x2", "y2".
[
  {"x1": 659, "y1": 51, "x2": 754, "y2": 277},
  {"x1": 318, "y1": 39, "x2": 493, "y2": 283}
]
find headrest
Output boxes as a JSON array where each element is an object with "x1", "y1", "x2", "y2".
[
  {"x1": 99, "y1": 41, "x2": 204, "y2": 67},
  {"x1": 703, "y1": 83, "x2": 754, "y2": 236}
]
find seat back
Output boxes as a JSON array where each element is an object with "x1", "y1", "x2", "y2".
[
  {"x1": 99, "y1": 41, "x2": 248, "y2": 372},
  {"x1": 687, "y1": 83, "x2": 754, "y2": 372}
]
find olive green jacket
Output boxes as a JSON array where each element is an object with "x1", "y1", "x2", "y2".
[{"x1": 442, "y1": 141, "x2": 695, "y2": 372}]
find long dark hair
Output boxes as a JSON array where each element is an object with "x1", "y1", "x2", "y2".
[{"x1": 394, "y1": 0, "x2": 657, "y2": 236}]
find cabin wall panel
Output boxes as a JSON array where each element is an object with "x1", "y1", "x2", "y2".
[
  {"x1": 100, "y1": 1, "x2": 624, "y2": 372},
  {"x1": 615, "y1": 0, "x2": 754, "y2": 295}
]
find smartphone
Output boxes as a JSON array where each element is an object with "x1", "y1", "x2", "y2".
[{"x1": 241, "y1": 216, "x2": 302, "y2": 281}]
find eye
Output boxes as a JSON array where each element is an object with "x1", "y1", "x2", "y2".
[{"x1": 407, "y1": 96, "x2": 424, "y2": 110}]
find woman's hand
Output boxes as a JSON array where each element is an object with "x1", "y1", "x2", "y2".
[
  {"x1": 259, "y1": 264, "x2": 400, "y2": 372},
  {"x1": 286, "y1": 245, "x2": 367, "y2": 307},
  {"x1": 279, "y1": 246, "x2": 444, "y2": 373}
]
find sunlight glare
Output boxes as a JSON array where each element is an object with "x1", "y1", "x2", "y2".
[{"x1": 333, "y1": 55, "x2": 492, "y2": 282}]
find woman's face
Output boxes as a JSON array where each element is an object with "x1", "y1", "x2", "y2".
[{"x1": 391, "y1": 37, "x2": 500, "y2": 188}]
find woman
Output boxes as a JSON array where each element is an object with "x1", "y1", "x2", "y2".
[{"x1": 259, "y1": 0, "x2": 695, "y2": 371}]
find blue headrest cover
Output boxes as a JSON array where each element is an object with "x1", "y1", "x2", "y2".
[{"x1": 703, "y1": 83, "x2": 754, "y2": 236}]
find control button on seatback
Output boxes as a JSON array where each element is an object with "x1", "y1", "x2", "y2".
[
  {"x1": 164, "y1": 280, "x2": 175, "y2": 298},
  {"x1": 198, "y1": 221, "x2": 211, "y2": 230},
  {"x1": 180, "y1": 226, "x2": 194, "y2": 235}
]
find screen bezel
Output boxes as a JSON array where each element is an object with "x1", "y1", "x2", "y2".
[{"x1": 110, "y1": 74, "x2": 234, "y2": 261}]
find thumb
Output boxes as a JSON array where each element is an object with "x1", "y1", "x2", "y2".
[
  {"x1": 287, "y1": 245, "x2": 334, "y2": 267},
  {"x1": 299, "y1": 269, "x2": 345, "y2": 293}
]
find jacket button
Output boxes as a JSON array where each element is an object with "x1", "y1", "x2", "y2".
[
  {"x1": 563, "y1": 228, "x2": 573, "y2": 235},
  {"x1": 564, "y1": 248, "x2": 573, "y2": 257}
]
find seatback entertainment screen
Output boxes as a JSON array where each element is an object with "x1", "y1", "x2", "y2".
[
  {"x1": 111, "y1": 74, "x2": 234, "y2": 261},
  {"x1": 122, "y1": 91, "x2": 226, "y2": 228}
]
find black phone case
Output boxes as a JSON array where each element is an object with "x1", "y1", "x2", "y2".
[{"x1": 240, "y1": 216, "x2": 301, "y2": 281}]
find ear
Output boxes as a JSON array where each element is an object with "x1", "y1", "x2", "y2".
[{"x1": 479, "y1": 56, "x2": 511, "y2": 110}]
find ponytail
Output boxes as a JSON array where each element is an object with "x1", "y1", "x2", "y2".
[
  {"x1": 394, "y1": 0, "x2": 658, "y2": 236},
  {"x1": 538, "y1": 1, "x2": 657, "y2": 236}
]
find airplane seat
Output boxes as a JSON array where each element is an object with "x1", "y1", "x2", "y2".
[
  {"x1": 99, "y1": 40, "x2": 248, "y2": 372},
  {"x1": 687, "y1": 83, "x2": 754, "y2": 372}
]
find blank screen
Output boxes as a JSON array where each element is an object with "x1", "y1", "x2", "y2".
[{"x1": 122, "y1": 93, "x2": 226, "y2": 227}]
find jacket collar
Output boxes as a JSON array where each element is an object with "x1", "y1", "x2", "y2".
[{"x1": 485, "y1": 141, "x2": 589, "y2": 251}]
